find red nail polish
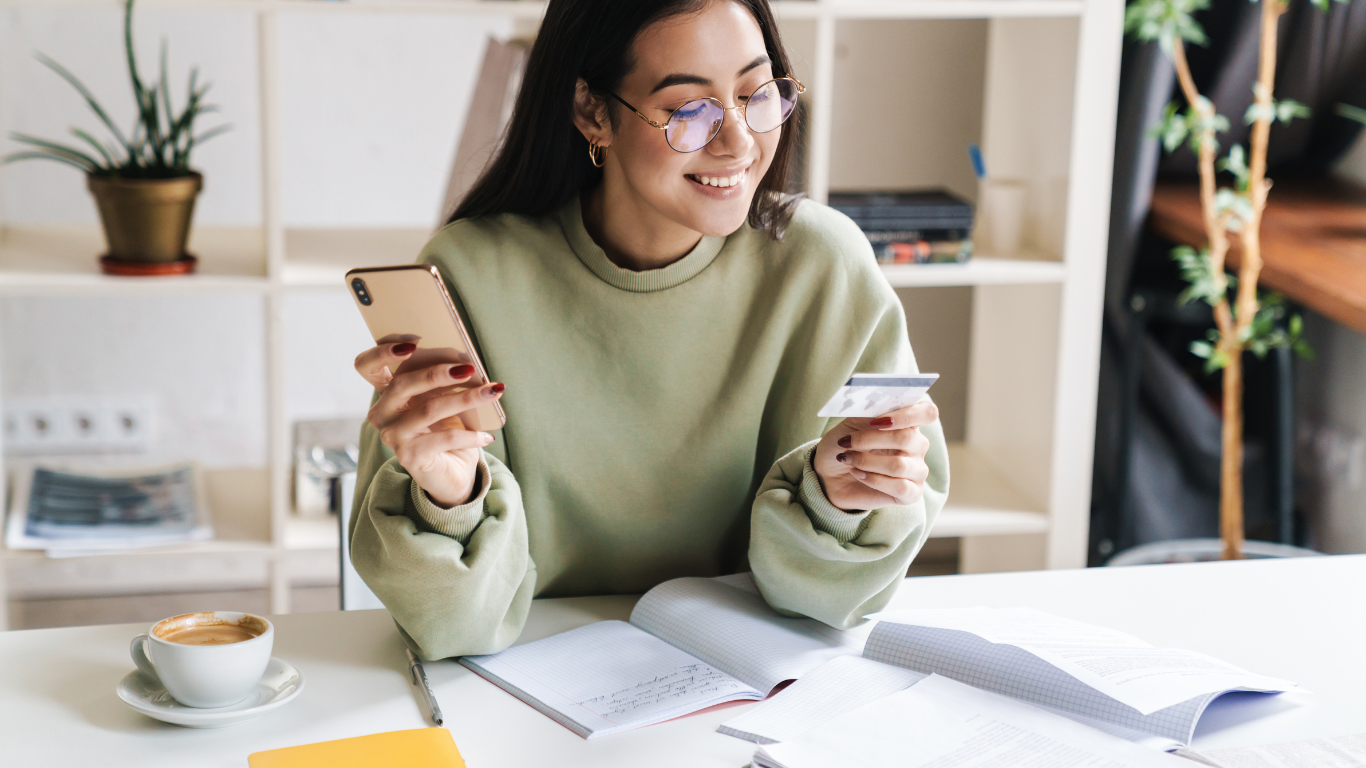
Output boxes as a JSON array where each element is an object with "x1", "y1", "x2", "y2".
[
  {"x1": 488, "y1": 382, "x2": 505, "y2": 395},
  {"x1": 870, "y1": 417, "x2": 894, "y2": 428},
  {"x1": 836, "y1": 452, "x2": 848, "y2": 464},
  {"x1": 450, "y1": 364, "x2": 474, "y2": 379},
  {"x1": 393, "y1": 342, "x2": 416, "y2": 355},
  {"x1": 837, "y1": 435, "x2": 852, "y2": 449}
]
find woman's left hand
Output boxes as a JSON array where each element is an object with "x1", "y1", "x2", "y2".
[{"x1": 813, "y1": 400, "x2": 937, "y2": 512}]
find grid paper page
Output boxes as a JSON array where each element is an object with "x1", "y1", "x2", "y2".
[
  {"x1": 630, "y1": 577, "x2": 861, "y2": 693},
  {"x1": 753, "y1": 675, "x2": 1189, "y2": 768},
  {"x1": 719, "y1": 655, "x2": 926, "y2": 744},
  {"x1": 460, "y1": 620, "x2": 762, "y2": 739},
  {"x1": 864, "y1": 622, "x2": 1218, "y2": 744}
]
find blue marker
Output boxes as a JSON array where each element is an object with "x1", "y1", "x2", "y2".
[{"x1": 968, "y1": 144, "x2": 986, "y2": 179}]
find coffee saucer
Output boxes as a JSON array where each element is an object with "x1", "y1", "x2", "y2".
[{"x1": 116, "y1": 656, "x2": 305, "y2": 728}]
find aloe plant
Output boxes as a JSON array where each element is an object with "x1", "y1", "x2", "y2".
[{"x1": 1, "y1": 0, "x2": 228, "y2": 179}]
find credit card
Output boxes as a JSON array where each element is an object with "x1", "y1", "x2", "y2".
[{"x1": 817, "y1": 373, "x2": 939, "y2": 418}]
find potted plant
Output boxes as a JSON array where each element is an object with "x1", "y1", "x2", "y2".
[
  {"x1": 1118, "y1": 0, "x2": 1347, "y2": 562},
  {"x1": 1, "y1": 0, "x2": 228, "y2": 275}
]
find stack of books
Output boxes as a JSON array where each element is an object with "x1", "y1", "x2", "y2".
[{"x1": 828, "y1": 189, "x2": 974, "y2": 265}]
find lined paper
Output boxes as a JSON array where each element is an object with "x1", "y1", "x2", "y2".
[
  {"x1": 720, "y1": 655, "x2": 926, "y2": 744},
  {"x1": 752, "y1": 675, "x2": 1189, "y2": 768},
  {"x1": 460, "y1": 620, "x2": 761, "y2": 739}
]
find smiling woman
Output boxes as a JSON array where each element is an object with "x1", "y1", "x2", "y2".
[{"x1": 347, "y1": 0, "x2": 950, "y2": 662}]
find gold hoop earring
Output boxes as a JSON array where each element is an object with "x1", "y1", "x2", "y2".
[{"x1": 588, "y1": 142, "x2": 606, "y2": 168}]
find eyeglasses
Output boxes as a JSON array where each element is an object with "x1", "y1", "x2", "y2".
[{"x1": 608, "y1": 77, "x2": 805, "y2": 153}]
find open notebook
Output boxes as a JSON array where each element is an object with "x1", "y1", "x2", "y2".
[
  {"x1": 720, "y1": 606, "x2": 1297, "y2": 748},
  {"x1": 459, "y1": 574, "x2": 863, "y2": 738}
]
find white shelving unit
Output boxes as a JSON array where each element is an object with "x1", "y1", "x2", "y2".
[{"x1": 0, "y1": 0, "x2": 1123, "y2": 627}]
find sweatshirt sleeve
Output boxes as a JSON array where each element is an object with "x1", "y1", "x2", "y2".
[
  {"x1": 748, "y1": 241, "x2": 951, "y2": 629},
  {"x1": 347, "y1": 418, "x2": 537, "y2": 659}
]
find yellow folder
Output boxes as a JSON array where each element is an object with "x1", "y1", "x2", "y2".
[{"x1": 248, "y1": 728, "x2": 466, "y2": 768}]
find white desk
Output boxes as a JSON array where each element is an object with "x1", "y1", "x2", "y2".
[{"x1": 2, "y1": 556, "x2": 1362, "y2": 766}]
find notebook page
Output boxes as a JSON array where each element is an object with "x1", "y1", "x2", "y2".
[
  {"x1": 720, "y1": 656, "x2": 1181, "y2": 750},
  {"x1": 629, "y1": 577, "x2": 861, "y2": 693},
  {"x1": 459, "y1": 620, "x2": 762, "y2": 739},
  {"x1": 752, "y1": 675, "x2": 1188, "y2": 768},
  {"x1": 864, "y1": 620, "x2": 1226, "y2": 744},
  {"x1": 719, "y1": 655, "x2": 926, "y2": 744},
  {"x1": 872, "y1": 607, "x2": 1295, "y2": 715}
]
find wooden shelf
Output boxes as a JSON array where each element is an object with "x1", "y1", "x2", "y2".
[
  {"x1": 1, "y1": 444, "x2": 1039, "y2": 600},
  {"x1": 1149, "y1": 178, "x2": 1366, "y2": 334},
  {"x1": 282, "y1": 228, "x2": 429, "y2": 288},
  {"x1": 932, "y1": 443, "x2": 1049, "y2": 538},
  {"x1": 880, "y1": 256, "x2": 1065, "y2": 287},
  {"x1": 0, "y1": 225, "x2": 268, "y2": 295}
]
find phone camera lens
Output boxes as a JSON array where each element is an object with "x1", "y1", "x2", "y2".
[{"x1": 352, "y1": 278, "x2": 372, "y2": 306}]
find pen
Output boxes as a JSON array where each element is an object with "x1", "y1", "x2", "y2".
[{"x1": 406, "y1": 647, "x2": 444, "y2": 726}]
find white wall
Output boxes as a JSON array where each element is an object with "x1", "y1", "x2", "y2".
[
  {"x1": 1, "y1": 294, "x2": 267, "y2": 468},
  {"x1": 0, "y1": 8, "x2": 507, "y2": 464},
  {"x1": 829, "y1": 20, "x2": 988, "y2": 202},
  {"x1": 281, "y1": 290, "x2": 376, "y2": 424},
  {"x1": 0, "y1": 7, "x2": 262, "y2": 224},
  {"x1": 276, "y1": 12, "x2": 510, "y2": 227}
]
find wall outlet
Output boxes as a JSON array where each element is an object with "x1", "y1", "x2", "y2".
[{"x1": 3, "y1": 396, "x2": 155, "y2": 455}]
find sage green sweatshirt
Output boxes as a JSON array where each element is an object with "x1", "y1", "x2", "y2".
[{"x1": 349, "y1": 194, "x2": 950, "y2": 660}]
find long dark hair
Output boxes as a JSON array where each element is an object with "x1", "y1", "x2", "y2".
[{"x1": 449, "y1": 0, "x2": 803, "y2": 238}]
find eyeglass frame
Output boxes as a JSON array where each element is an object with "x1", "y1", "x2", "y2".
[{"x1": 606, "y1": 76, "x2": 806, "y2": 153}]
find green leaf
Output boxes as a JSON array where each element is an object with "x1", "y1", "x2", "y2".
[
  {"x1": 1171, "y1": 245, "x2": 1230, "y2": 306},
  {"x1": 1148, "y1": 99, "x2": 1228, "y2": 155},
  {"x1": 1246, "y1": 92, "x2": 1313, "y2": 126},
  {"x1": 1150, "y1": 102, "x2": 1190, "y2": 152},
  {"x1": 33, "y1": 52, "x2": 133, "y2": 156},
  {"x1": 1124, "y1": 0, "x2": 1211, "y2": 51},
  {"x1": 1335, "y1": 103, "x2": 1366, "y2": 125},
  {"x1": 7, "y1": 132, "x2": 100, "y2": 169},
  {"x1": 1275, "y1": 99, "x2": 1311, "y2": 123},
  {"x1": 69, "y1": 127, "x2": 116, "y2": 169},
  {"x1": 1217, "y1": 144, "x2": 1249, "y2": 190},
  {"x1": 1214, "y1": 187, "x2": 1253, "y2": 232},
  {"x1": 0, "y1": 150, "x2": 97, "y2": 172}
]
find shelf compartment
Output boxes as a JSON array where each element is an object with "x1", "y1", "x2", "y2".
[
  {"x1": 282, "y1": 227, "x2": 431, "y2": 287},
  {"x1": 931, "y1": 443, "x2": 1049, "y2": 538},
  {"x1": 0, "y1": 225, "x2": 268, "y2": 294}
]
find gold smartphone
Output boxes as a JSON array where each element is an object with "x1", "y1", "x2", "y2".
[{"x1": 346, "y1": 264, "x2": 506, "y2": 432}]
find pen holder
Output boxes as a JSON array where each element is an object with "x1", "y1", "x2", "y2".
[{"x1": 980, "y1": 179, "x2": 1028, "y2": 257}]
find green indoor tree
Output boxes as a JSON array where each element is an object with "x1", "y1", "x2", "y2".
[{"x1": 1123, "y1": 0, "x2": 1339, "y2": 559}]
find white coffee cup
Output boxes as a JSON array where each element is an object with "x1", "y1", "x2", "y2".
[{"x1": 130, "y1": 611, "x2": 273, "y2": 708}]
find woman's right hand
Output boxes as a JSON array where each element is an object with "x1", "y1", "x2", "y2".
[{"x1": 355, "y1": 341, "x2": 503, "y2": 508}]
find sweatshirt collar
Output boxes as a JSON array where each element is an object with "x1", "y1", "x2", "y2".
[{"x1": 558, "y1": 194, "x2": 726, "y2": 293}]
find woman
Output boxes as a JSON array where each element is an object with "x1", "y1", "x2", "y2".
[{"x1": 349, "y1": 0, "x2": 949, "y2": 660}]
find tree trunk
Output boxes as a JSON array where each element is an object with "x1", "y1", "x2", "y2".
[{"x1": 1219, "y1": 351, "x2": 1245, "y2": 560}]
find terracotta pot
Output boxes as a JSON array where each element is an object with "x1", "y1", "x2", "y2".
[{"x1": 86, "y1": 172, "x2": 202, "y2": 263}]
